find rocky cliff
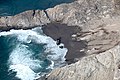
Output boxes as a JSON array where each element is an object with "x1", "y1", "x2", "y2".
[
  {"x1": 46, "y1": 23, "x2": 120, "y2": 80},
  {"x1": 1, "y1": 0, "x2": 120, "y2": 80},
  {"x1": 0, "y1": 0, "x2": 118, "y2": 30}
]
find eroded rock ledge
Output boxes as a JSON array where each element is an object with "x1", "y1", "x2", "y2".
[
  {"x1": 46, "y1": 45, "x2": 120, "y2": 80},
  {"x1": 1, "y1": 0, "x2": 120, "y2": 80},
  {"x1": 0, "y1": 0, "x2": 118, "y2": 30}
]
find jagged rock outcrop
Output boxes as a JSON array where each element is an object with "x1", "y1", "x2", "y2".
[
  {"x1": 0, "y1": 10, "x2": 50, "y2": 30},
  {"x1": 0, "y1": 0, "x2": 118, "y2": 30},
  {"x1": 46, "y1": 20, "x2": 120, "y2": 80},
  {"x1": 1, "y1": 0, "x2": 120, "y2": 80},
  {"x1": 41, "y1": 0, "x2": 120, "y2": 80},
  {"x1": 46, "y1": 45, "x2": 120, "y2": 80}
]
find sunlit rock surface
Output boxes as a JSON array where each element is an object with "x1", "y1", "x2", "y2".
[{"x1": 1, "y1": 0, "x2": 120, "y2": 80}]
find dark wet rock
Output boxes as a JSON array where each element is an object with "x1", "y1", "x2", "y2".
[{"x1": 1, "y1": 0, "x2": 120, "y2": 80}]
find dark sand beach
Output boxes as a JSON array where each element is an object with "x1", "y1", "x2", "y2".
[{"x1": 42, "y1": 22, "x2": 87, "y2": 63}]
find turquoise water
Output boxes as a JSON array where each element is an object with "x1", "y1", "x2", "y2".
[
  {"x1": 0, "y1": 0, "x2": 70, "y2": 79},
  {"x1": 0, "y1": 0, "x2": 74, "y2": 16},
  {"x1": 0, "y1": 35, "x2": 50, "y2": 80},
  {"x1": 0, "y1": 28, "x2": 67, "y2": 80}
]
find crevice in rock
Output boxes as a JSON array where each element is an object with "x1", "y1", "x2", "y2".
[
  {"x1": 118, "y1": 65, "x2": 120, "y2": 69},
  {"x1": 94, "y1": 56, "x2": 107, "y2": 69},
  {"x1": 43, "y1": 10, "x2": 51, "y2": 21},
  {"x1": 32, "y1": 10, "x2": 36, "y2": 17}
]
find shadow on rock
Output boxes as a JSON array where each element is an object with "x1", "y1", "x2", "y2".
[{"x1": 42, "y1": 22, "x2": 88, "y2": 64}]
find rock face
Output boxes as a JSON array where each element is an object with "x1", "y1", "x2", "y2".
[
  {"x1": 0, "y1": 10, "x2": 50, "y2": 30},
  {"x1": 1, "y1": 0, "x2": 120, "y2": 80},
  {"x1": 46, "y1": 45, "x2": 120, "y2": 80},
  {"x1": 45, "y1": 17, "x2": 120, "y2": 80},
  {"x1": 0, "y1": 0, "x2": 117, "y2": 29}
]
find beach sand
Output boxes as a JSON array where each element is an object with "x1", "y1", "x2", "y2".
[{"x1": 42, "y1": 22, "x2": 87, "y2": 64}]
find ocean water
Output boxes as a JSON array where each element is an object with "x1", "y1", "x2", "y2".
[
  {"x1": 0, "y1": 0, "x2": 74, "y2": 16},
  {"x1": 0, "y1": 27, "x2": 68, "y2": 80}
]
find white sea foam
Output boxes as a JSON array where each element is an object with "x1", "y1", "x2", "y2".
[
  {"x1": 10, "y1": 64, "x2": 38, "y2": 80},
  {"x1": 0, "y1": 27, "x2": 67, "y2": 80}
]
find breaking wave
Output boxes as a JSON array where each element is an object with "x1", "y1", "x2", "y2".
[{"x1": 0, "y1": 27, "x2": 67, "y2": 80}]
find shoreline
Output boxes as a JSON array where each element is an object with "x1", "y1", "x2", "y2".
[
  {"x1": 42, "y1": 22, "x2": 87, "y2": 64},
  {"x1": 0, "y1": 25, "x2": 39, "y2": 32},
  {"x1": 0, "y1": 27, "x2": 68, "y2": 79},
  {"x1": 0, "y1": 22, "x2": 87, "y2": 64}
]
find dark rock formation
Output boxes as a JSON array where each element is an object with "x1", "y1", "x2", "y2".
[{"x1": 1, "y1": 0, "x2": 120, "y2": 80}]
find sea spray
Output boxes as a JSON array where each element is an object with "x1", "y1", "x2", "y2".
[{"x1": 0, "y1": 27, "x2": 67, "y2": 80}]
